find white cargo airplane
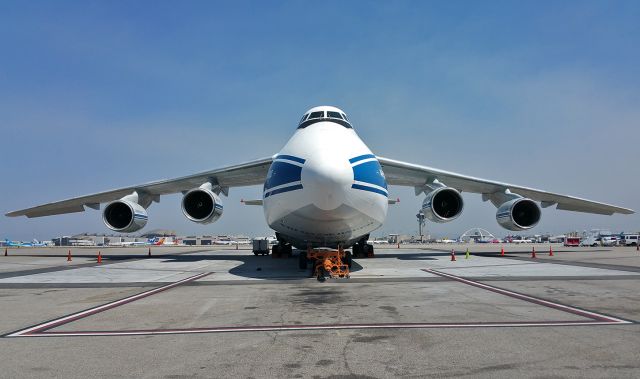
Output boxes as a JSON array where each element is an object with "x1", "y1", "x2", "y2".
[{"x1": 6, "y1": 106, "x2": 634, "y2": 257}]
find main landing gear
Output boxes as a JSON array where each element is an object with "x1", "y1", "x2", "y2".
[
  {"x1": 271, "y1": 243, "x2": 292, "y2": 258},
  {"x1": 351, "y1": 240, "x2": 375, "y2": 258}
]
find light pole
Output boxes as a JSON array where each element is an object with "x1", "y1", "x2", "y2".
[{"x1": 416, "y1": 211, "x2": 426, "y2": 242}]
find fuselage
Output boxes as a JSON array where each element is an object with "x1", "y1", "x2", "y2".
[{"x1": 262, "y1": 106, "x2": 388, "y2": 248}]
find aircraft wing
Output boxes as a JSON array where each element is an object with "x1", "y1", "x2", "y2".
[
  {"x1": 377, "y1": 156, "x2": 634, "y2": 216},
  {"x1": 6, "y1": 157, "x2": 273, "y2": 218}
]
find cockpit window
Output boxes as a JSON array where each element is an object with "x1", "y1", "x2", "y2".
[
  {"x1": 308, "y1": 111, "x2": 325, "y2": 119},
  {"x1": 297, "y1": 109, "x2": 353, "y2": 129},
  {"x1": 327, "y1": 111, "x2": 343, "y2": 119}
]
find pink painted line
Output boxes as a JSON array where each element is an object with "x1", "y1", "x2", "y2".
[
  {"x1": 6, "y1": 268, "x2": 632, "y2": 339},
  {"x1": 5, "y1": 272, "x2": 211, "y2": 337},
  {"x1": 19, "y1": 320, "x2": 622, "y2": 337},
  {"x1": 422, "y1": 268, "x2": 630, "y2": 324}
]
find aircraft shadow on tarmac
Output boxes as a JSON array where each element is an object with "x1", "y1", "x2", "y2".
[{"x1": 158, "y1": 252, "x2": 366, "y2": 280}]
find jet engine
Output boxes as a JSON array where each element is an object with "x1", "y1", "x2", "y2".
[
  {"x1": 496, "y1": 198, "x2": 541, "y2": 231},
  {"x1": 181, "y1": 184, "x2": 224, "y2": 224},
  {"x1": 103, "y1": 200, "x2": 148, "y2": 233},
  {"x1": 421, "y1": 187, "x2": 464, "y2": 223}
]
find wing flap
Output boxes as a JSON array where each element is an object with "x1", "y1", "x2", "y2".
[
  {"x1": 378, "y1": 156, "x2": 634, "y2": 216},
  {"x1": 6, "y1": 157, "x2": 273, "y2": 218}
]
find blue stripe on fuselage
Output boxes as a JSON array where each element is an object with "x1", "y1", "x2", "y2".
[
  {"x1": 264, "y1": 184, "x2": 303, "y2": 198},
  {"x1": 351, "y1": 184, "x2": 388, "y2": 197},
  {"x1": 274, "y1": 154, "x2": 306, "y2": 164},
  {"x1": 352, "y1": 160, "x2": 387, "y2": 189},
  {"x1": 264, "y1": 161, "x2": 303, "y2": 190},
  {"x1": 349, "y1": 154, "x2": 376, "y2": 164}
]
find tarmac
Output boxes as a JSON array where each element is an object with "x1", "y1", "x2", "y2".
[{"x1": 0, "y1": 243, "x2": 639, "y2": 378}]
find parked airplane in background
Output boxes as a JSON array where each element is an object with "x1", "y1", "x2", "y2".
[
  {"x1": 213, "y1": 238, "x2": 238, "y2": 246},
  {"x1": 111, "y1": 237, "x2": 180, "y2": 247},
  {"x1": 3, "y1": 239, "x2": 48, "y2": 247},
  {"x1": 6, "y1": 106, "x2": 634, "y2": 257},
  {"x1": 148, "y1": 237, "x2": 181, "y2": 246}
]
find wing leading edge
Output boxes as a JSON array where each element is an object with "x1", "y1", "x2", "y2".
[
  {"x1": 377, "y1": 156, "x2": 634, "y2": 216},
  {"x1": 6, "y1": 157, "x2": 273, "y2": 218}
]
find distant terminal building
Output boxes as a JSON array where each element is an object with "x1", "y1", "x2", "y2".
[
  {"x1": 51, "y1": 231, "x2": 251, "y2": 247},
  {"x1": 181, "y1": 235, "x2": 251, "y2": 246}
]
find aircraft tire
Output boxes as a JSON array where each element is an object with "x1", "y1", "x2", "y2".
[
  {"x1": 343, "y1": 251, "x2": 352, "y2": 268},
  {"x1": 298, "y1": 251, "x2": 308, "y2": 269},
  {"x1": 317, "y1": 267, "x2": 327, "y2": 282},
  {"x1": 272, "y1": 245, "x2": 281, "y2": 258},
  {"x1": 352, "y1": 244, "x2": 362, "y2": 258}
]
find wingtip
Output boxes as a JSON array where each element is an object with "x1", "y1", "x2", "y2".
[{"x1": 5, "y1": 209, "x2": 29, "y2": 217}]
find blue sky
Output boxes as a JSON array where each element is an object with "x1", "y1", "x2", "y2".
[{"x1": 1, "y1": 1, "x2": 639, "y2": 240}]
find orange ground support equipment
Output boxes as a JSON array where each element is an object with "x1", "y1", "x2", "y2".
[{"x1": 306, "y1": 247, "x2": 350, "y2": 281}]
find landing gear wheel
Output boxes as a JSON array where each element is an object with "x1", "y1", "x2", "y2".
[
  {"x1": 366, "y1": 244, "x2": 375, "y2": 258},
  {"x1": 298, "y1": 251, "x2": 308, "y2": 269},
  {"x1": 317, "y1": 267, "x2": 327, "y2": 282},
  {"x1": 352, "y1": 244, "x2": 363, "y2": 258},
  {"x1": 283, "y1": 244, "x2": 293, "y2": 258},
  {"x1": 343, "y1": 250, "x2": 352, "y2": 268},
  {"x1": 271, "y1": 245, "x2": 281, "y2": 258}
]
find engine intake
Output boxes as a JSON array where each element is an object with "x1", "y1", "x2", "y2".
[
  {"x1": 421, "y1": 187, "x2": 464, "y2": 223},
  {"x1": 103, "y1": 200, "x2": 148, "y2": 233},
  {"x1": 496, "y1": 198, "x2": 541, "y2": 231},
  {"x1": 181, "y1": 186, "x2": 223, "y2": 224}
]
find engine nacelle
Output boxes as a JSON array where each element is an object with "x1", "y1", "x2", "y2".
[
  {"x1": 103, "y1": 200, "x2": 148, "y2": 233},
  {"x1": 496, "y1": 198, "x2": 541, "y2": 231},
  {"x1": 421, "y1": 187, "x2": 464, "y2": 223},
  {"x1": 181, "y1": 185, "x2": 223, "y2": 224}
]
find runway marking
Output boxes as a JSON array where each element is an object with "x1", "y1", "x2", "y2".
[
  {"x1": 4, "y1": 272, "x2": 211, "y2": 337},
  {"x1": 10, "y1": 321, "x2": 625, "y2": 337},
  {"x1": 4, "y1": 269, "x2": 631, "y2": 338},
  {"x1": 422, "y1": 269, "x2": 630, "y2": 324}
]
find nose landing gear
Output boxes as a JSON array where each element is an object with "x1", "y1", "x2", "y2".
[{"x1": 300, "y1": 246, "x2": 351, "y2": 281}]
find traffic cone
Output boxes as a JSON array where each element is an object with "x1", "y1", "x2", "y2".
[
  {"x1": 67, "y1": 250, "x2": 72, "y2": 262},
  {"x1": 465, "y1": 248, "x2": 470, "y2": 259},
  {"x1": 450, "y1": 249, "x2": 456, "y2": 261},
  {"x1": 549, "y1": 246, "x2": 554, "y2": 257},
  {"x1": 500, "y1": 247, "x2": 505, "y2": 257},
  {"x1": 97, "y1": 251, "x2": 102, "y2": 264},
  {"x1": 531, "y1": 247, "x2": 536, "y2": 259}
]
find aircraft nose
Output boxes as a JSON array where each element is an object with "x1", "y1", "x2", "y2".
[{"x1": 301, "y1": 151, "x2": 353, "y2": 210}]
